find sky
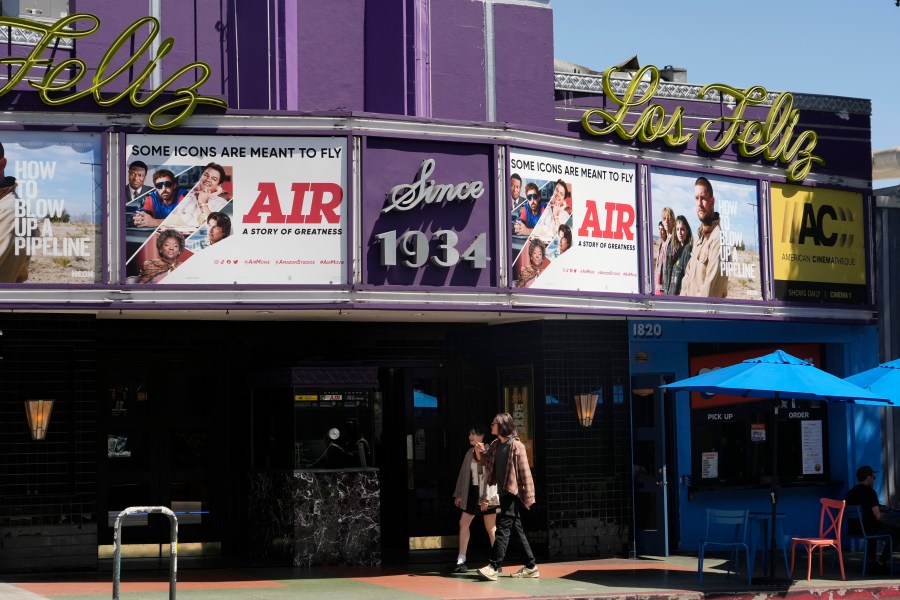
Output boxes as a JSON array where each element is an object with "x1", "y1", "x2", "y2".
[
  {"x1": 7, "y1": 134, "x2": 101, "y2": 221},
  {"x1": 551, "y1": 0, "x2": 900, "y2": 186}
]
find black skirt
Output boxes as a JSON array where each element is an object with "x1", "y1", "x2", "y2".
[{"x1": 463, "y1": 483, "x2": 499, "y2": 516}]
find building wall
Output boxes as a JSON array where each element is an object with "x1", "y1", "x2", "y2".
[
  {"x1": 540, "y1": 320, "x2": 632, "y2": 558},
  {"x1": 0, "y1": 314, "x2": 97, "y2": 571},
  {"x1": 629, "y1": 318, "x2": 880, "y2": 552},
  {"x1": 493, "y1": 2, "x2": 555, "y2": 128},
  {"x1": 0, "y1": 0, "x2": 884, "y2": 570},
  {"x1": 874, "y1": 202, "x2": 900, "y2": 509},
  {"x1": 296, "y1": 0, "x2": 366, "y2": 113},
  {"x1": 428, "y1": 0, "x2": 487, "y2": 121}
]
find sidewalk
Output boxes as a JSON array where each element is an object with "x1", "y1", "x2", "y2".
[{"x1": 3, "y1": 554, "x2": 900, "y2": 600}]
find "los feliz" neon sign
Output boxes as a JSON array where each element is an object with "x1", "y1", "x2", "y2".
[
  {"x1": 580, "y1": 66, "x2": 824, "y2": 182},
  {"x1": 0, "y1": 13, "x2": 227, "y2": 130}
]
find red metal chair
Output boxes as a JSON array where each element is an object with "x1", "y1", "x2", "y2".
[{"x1": 790, "y1": 498, "x2": 846, "y2": 581}]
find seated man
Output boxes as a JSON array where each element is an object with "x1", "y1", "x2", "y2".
[
  {"x1": 845, "y1": 465, "x2": 900, "y2": 572},
  {"x1": 132, "y1": 169, "x2": 187, "y2": 228}
]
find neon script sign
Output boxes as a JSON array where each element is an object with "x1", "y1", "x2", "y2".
[
  {"x1": 580, "y1": 66, "x2": 824, "y2": 182},
  {"x1": 0, "y1": 14, "x2": 227, "y2": 130}
]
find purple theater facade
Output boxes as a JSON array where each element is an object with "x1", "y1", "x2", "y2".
[{"x1": 0, "y1": 0, "x2": 884, "y2": 571}]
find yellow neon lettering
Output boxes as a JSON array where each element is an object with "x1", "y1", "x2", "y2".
[
  {"x1": 697, "y1": 84, "x2": 765, "y2": 153},
  {"x1": 784, "y1": 131, "x2": 824, "y2": 182},
  {"x1": 736, "y1": 120, "x2": 766, "y2": 154},
  {"x1": 0, "y1": 13, "x2": 227, "y2": 129},
  {"x1": 0, "y1": 15, "x2": 96, "y2": 95},
  {"x1": 581, "y1": 67, "x2": 824, "y2": 181},
  {"x1": 581, "y1": 66, "x2": 692, "y2": 146},
  {"x1": 756, "y1": 93, "x2": 794, "y2": 160}
]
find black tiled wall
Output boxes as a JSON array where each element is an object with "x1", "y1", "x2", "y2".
[{"x1": 540, "y1": 320, "x2": 632, "y2": 558}]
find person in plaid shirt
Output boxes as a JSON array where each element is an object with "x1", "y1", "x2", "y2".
[{"x1": 474, "y1": 412, "x2": 538, "y2": 580}]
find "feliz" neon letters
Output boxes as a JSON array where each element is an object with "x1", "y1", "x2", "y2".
[
  {"x1": 0, "y1": 13, "x2": 227, "y2": 130},
  {"x1": 581, "y1": 66, "x2": 824, "y2": 182}
]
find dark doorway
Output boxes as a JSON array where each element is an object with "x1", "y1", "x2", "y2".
[
  {"x1": 631, "y1": 373, "x2": 676, "y2": 557},
  {"x1": 99, "y1": 363, "x2": 225, "y2": 556},
  {"x1": 379, "y1": 365, "x2": 457, "y2": 562}
]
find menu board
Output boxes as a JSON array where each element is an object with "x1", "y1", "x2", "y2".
[{"x1": 801, "y1": 420, "x2": 824, "y2": 475}]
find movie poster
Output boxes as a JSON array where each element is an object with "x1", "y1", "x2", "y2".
[
  {"x1": 0, "y1": 131, "x2": 102, "y2": 284},
  {"x1": 770, "y1": 183, "x2": 867, "y2": 304},
  {"x1": 508, "y1": 148, "x2": 638, "y2": 293},
  {"x1": 649, "y1": 168, "x2": 761, "y2": 300},
  {"x1": 124, "y1": 134, "x2": 347, "y2": 285}
]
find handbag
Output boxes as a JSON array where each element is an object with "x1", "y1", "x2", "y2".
[
  {"x1": 478, "y1": 465, "x2": 500, "y2": 508},
  {"x1": 483, "y1": 483, "x2": 500, "y2": 508}
]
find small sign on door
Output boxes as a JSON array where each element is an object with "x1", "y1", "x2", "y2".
[
  {"x1": 751, "y1": 423, "x2": 766, "y2": 442},
  {"x1": 701, "y1": 451, "x2": 719, "y2": 479}
]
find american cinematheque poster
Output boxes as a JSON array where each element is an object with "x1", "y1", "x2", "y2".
[{"x1": 124, "y1": 134, "x2": 347, "y2": 285}]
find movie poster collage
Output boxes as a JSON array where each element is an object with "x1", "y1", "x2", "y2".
[
  {"x1": 509, "y1": 148, "x2": 639, "y2": 294},
  {"x1": 124, "y1": 160, "x2": 235, "y2": 284},
  {"x1": 649, "y1": 167, "x2": 761, "y2": 300}
]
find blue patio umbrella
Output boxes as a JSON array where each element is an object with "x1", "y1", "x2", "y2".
[
  {"x1": 845, "y1": 357, "x2": 900, "y2": 405},
  {"x1": 661, "y1": 350, "x2": 892, "y2": 403},
  {"x1": 660, "y1": 349, "x2": 891, "y2": 583}
]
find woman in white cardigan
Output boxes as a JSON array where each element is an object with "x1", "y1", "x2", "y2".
[{"x1": 450, "y1": 423, "x2": 499, "y2": 573}]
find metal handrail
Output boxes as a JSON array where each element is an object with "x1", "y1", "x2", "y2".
[{"x1": 113, "y1": 506, "x2": 178, "y2": 600}]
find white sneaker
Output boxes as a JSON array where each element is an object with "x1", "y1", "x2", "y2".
[
  {"x1": 510, "y1": 565, "x2": 540, "y2": 578},
  {"x1": 477, "y1": 565, "x2": 499, "y2": 581}
]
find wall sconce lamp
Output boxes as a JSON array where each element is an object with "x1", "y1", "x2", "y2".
[
  {"x1": 574, "y1": 393, "x2": 599, "y2": 428},
  {"x1": 24, "y1": 399, "x2": 54, "y2": 440}
]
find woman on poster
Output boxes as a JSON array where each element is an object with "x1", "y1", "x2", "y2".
[
  {"x1": 516, "y1": 239, "x2": 546, "y2": 288},
  {"x1": 666, "y1": 215, "x2": 693, "y2": 296},
  {"x1": 137, "y1": 229, "x2": 186, "y2": 284},
  {"x1": 654, "y1": 207, "x2": 674, "y2": 295}
]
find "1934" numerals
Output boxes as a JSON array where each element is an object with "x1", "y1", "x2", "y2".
[{"x1": 375, "y1": 230, "x2": 489, "y2": 269}]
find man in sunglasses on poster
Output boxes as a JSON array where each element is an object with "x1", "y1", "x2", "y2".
[
  {"x1": 512, "y1": 182, "x2": 547, "y2": 236},
  {"x1": 132, "y1": 169, "x2": 187, "y2": 228}
]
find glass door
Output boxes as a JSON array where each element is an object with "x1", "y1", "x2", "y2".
[
  {"x1": 405, "y1": 368, "x2": 452, "y2": 545},
  {"x1": 631, "y1": 373, "x2": 673, "y2": 556}
]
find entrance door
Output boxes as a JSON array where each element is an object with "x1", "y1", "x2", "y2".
[
  {"x1": 404, "y1": 368, "x2": 453, "y2": 546},
  {"x1": 101, "y1": 365, "x2": 224, "y2": 554},
  {"x1": 631, "y1": 373, "x2": 673, "y2": 556}
]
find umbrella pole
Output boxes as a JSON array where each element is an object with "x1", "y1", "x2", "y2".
[
  {"x1": 755, "y1": 399, "x2": 792, "y2": 586},
  {"x1": 770, "y1": 401, "x2": 778, "y2": 578},
  {"x1": 769, "y1": 477, "x2": 778, "y2": 579}
]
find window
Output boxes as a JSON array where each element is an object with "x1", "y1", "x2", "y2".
[
  {"x1": 690, "y1": 397, "x2": 830, "y2": 488},
  {"x1": 1, "y1": 0, "x2": 70, "y2": 22},
  {"x1": 0, "y1": 1, "x2": 73, "y2": 53}
]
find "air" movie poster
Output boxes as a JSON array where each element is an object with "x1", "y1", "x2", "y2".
[
  {"x1": 508, "y1": 148, "x2": 638, "y2": 294},
  {"x1": 124, "y1": 134, "x2": 347, "y2": 285}
]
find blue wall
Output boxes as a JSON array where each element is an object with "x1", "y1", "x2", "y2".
[{"x1": 628, "y1": 318, "x2": 882, "y2": 552}]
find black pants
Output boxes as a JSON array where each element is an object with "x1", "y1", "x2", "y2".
[
  {"x1": 489, "y1": 492, "x2": 535, "y2": 568},
  {"x1": 868, "y1": 522, "x2": 900, "y2": 563}
]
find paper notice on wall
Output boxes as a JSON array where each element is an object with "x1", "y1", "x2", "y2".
[
  {"x1": 801, "y1": 419, "x2": 824, "y2": 475},
  {"x1": 751, "y1": 423, "x2": 766, "y2": 442},
  {"x1": 701, "y1": 451, "x2": 719, "y2": 479}
]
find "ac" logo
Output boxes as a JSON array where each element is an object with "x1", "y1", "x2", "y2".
[{"x1": 780, "y1": 201, "x2": 855, "y2": 248}]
